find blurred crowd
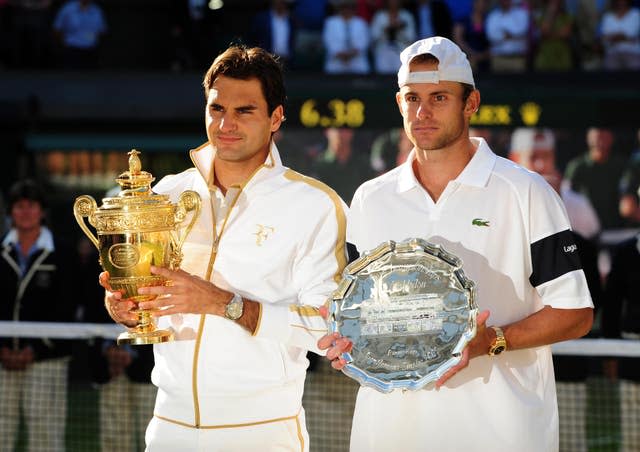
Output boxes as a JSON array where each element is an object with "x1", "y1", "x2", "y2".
[{"x1": 0, "y1": 0, "x2": 639, "y2": 73}]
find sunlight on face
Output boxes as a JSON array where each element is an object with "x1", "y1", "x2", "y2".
[{"x1": 205, "y1": 75, "x2": 283, "y2": 166}]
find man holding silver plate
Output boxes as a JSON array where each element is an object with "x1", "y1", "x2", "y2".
[{"x1": 318, "y1": 36, "x2": 594, "y2": 452}]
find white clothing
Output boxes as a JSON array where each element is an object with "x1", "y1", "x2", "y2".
[
  {"x1": 347, "y1": 138, "x2": 593, "y2": 452},
  {"x1": 322, "y1": 14, "x2": 370, "y2": 74},
  {"x1": 271, "y1": 12, "x2": 291, "y2": 58},
  {"x1": 600, "y1": 7, "x2": 640, "y2": 69},
  {"x1": 561, "y1": 185, "x2": 600, "y2": 240},
  {"x1": 149, "y1": 143, "x2": 347, "y2": 447},
  {"x1": 370, "y1": 9, "x2": 416, "y2": 74},
  {"x1": 145, "y1": 407, "x2": 309, "y2": 452},
  {"x1": 486, "y1": 6, "x2": 530, "y2": 56}
]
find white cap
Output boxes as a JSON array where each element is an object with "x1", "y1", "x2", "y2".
[
  {"x1": 510, "y1": 128, "x2": 555, "y2": 153},
  {"x1": 397, "y1": 36, "x2": 475, "y2": 88}
]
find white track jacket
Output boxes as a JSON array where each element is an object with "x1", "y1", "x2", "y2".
[{"x1": 149, "y1": 142, "x2": 347, "y2": 428}]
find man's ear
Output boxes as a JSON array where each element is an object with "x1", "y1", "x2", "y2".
[
  {"x1": 464, "y1": 90, "x2": 480, "y2": 117},
  {"x1": 396, "y1": 91, "x2": 404, "y2": 115},
  {"x1": 270, "y1": 105, "x2": 285, "y2": 132}
]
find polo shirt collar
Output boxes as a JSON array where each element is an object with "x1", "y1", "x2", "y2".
[{"x1": 396, "y1": 137, "x2": 496, "y2": 193}]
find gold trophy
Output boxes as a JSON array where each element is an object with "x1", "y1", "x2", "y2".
[{"x1": 73, "y1": 149, "x2": 201, "y2": 345}]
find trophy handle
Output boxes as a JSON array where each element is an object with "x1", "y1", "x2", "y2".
[
  {"x1": 73, "y1": 195, "x2": 100, "y2": 249},
  {"x1": 171, "y1": 190, "x2": 201, "y2": 267}
]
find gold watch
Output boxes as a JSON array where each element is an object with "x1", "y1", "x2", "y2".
[{"x1": 488, "y1": 326, "x2": 507, "y2": 356}]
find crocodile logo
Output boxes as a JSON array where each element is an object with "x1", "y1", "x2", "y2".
[{"x1": 472, "y1": 218, "x2": 490, "y2": 227}]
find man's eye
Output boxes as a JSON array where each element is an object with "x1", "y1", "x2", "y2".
[{"x1": 434, "y1": 95, "x2": 446, "y2": 102}]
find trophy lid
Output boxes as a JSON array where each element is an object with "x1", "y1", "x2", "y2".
[
  {"x1": 100, "y1": 149, "x2": 170, "y2": 210},
  {"x1": 116, "y1": 149, "x2": 155, "y2": 193}
]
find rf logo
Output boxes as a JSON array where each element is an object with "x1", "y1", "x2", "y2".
[{"x1": 253, "y1": 224, "x2": 275, "y2": 246}]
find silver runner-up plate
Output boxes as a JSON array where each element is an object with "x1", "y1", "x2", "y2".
[{"x1": 329, "y1": 238, "x2": 477, "y2": 393}]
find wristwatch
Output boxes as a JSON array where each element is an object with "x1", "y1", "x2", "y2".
[
  {"x1": 488, "y1": 326, "x2": 507, "y2": 356},
  {"x1": 224, "y1": 292, "x2": 244, "y2": 320}
]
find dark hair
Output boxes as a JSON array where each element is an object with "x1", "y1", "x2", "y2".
[
  {"x1": 8, "y1": 179, "x2": 47, "y2": 210},
  {"x1": 202, "y1": 46, "x2": 286, "y2": 116},
  {"x1": 410, "y1": 53, "x2": 476, "y2": 101}
]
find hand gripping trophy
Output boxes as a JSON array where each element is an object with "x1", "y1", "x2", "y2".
[{"x1": 73, "y1": 149, "x2": 201, "y2": 345}]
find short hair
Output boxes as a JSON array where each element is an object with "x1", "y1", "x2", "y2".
[
  {"x1": 408, "y1": 53, "x2": 475, "y2": 101},
  {"x1": 8, "y1": 179, "x2": 47, "y2": 210},
  {"x1": 202, "y1": 46, "x2": 286, "y2": 116}
]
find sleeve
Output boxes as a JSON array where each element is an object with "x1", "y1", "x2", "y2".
[
  {"x1": 352, "y1": 18, "x2": 371, "y2": 52},
  {"x1": 485, "y1": 12, "x2": 503, "y2": 44},
  {"x1": 53, "y1": 5, "x2": 68, "y2": 32},
  {"x1": 504, "y1": 9, "x2": 530, "y2": 38},
  {"x1": 323, "y1": 17, "x2": 343, "y2": 57},
  {"x1": 563, "y1": 158, "x2": 582, "y2": 192},
  {"x1": 255, "y1": 194, "x2": 348, "y2": 354},
  {"x1": 369, "y1": 12, "x2": 385, "y2": 43},
  {"x1": 527, "y1": 178, "x2": 593, "y2": 309},
  {"x1": 619, "y1": 158, "x2": 640, "y2": 197}
]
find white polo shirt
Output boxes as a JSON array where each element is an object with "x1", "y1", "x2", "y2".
[{"x1": 347, "y1": 138, "x2": 593, "y2": 452}]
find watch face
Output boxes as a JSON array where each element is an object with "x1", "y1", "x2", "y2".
[
  {"x1": 226, "y1": 300, "x2": 243, "y2": 320},
  {"x1": 493, "y1": 346, "x2": 505, "y2": 355}
]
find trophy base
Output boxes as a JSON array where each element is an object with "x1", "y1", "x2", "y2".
[{"x1": 117, "y1": 328, "x2": 174, "y2": 345}]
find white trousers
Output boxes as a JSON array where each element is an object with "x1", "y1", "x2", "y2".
[{"x1": 145, "y1": 408, "x2": 309, "y2": 452}]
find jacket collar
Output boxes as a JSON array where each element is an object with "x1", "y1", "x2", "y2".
[
  {"x1": 397, "y1": 137, "x2": 496, "y2": 193},
  {"x1": 189, "y1": 140, "x2": 284, "y2": 193},
  {"x1": 2, "y1": 226, "x2": 55, "y2": 252}
]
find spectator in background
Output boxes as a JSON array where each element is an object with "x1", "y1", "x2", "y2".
[
  {"x1": 453, "y1": 0, "x2": 491, "y2": 72},
  {"x1": 573, "y1": 0, "x2": 608, "y2": 70},
  {"x1": 599, "y1": 0, "x2": 640, "y2": 70},
  {"x1": 508, "y1": 127, "x2": 602, "y2": 452},
  {"x1": 412, "y1": 0, "x2": 454, "y2": 40},
  {"x1": 250, "y1": 0, "x2": 297, "y2": 69},
  {"x1": 443, "y1": 0, "x2": 473, "y2": 24},
  {"x1": 370, "y1": 0, "x2": 416, "y2": 74},
  {"x1": 532, "y1": 0, "x2": 575, "y2": 71},
  {"x1": 169, "y1": 0, "x2": 224, "y2": 71},
  {"x1": 10, "y1": 0, "x2": 53, "y2": 68},
  {"x1": 0, "y1": 179, "x2": 78, "y2": 452},
  {"x1": 292, "y1": 0, "x2": 328, "y2": 70},
  {"x1": 356, "y1": 0, "x2": 384, "y2": 22},
  {"x1": 310, "y1": 127, "x2": 374, "y2": 202},
  {"x1": 601, "y1": 229, "x2": 640, "y2": 452},
  {"x1": 486, "y1": 0, "x2": 530, "y2": 72},
  {"x1": 323, "y1": 0, "x2": 371, "y2": 73},
  {"x1": 618, "y1": 128, "x2": 640, "y2": 225},
  {"x1": 53, "y1": 0, "x2": 107, "y2": 70},
  {"x1": 564, "y1": 127, "x2": 627, "y2": 230},
  {"x1": 369, "y1": 126, "x2": 413, "y2": 175}
]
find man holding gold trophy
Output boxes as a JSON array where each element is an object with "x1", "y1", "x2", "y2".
[
  {"x1": 319, "y1": 37, "x2": 594, "y2": 451},
  {"x1": 98, "y1": 46, "x2": 347, "y2": 451}
]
